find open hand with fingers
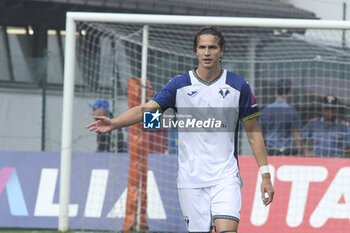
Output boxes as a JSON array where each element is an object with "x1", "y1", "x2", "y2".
[{"x1": 86, "y1": 116, "x2": 115, "y2": 134}]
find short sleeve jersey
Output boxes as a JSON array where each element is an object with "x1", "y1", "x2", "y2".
[{"x1": 151, "y1": 69, "x2": 259, "y2": 188}]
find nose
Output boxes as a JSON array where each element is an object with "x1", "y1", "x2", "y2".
[{"x1": 205, "y1": 47, "x2": 210, "y2": 55}]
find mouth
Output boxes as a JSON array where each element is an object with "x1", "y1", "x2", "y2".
[{"x1": 203, "y1": 58, "x2": 212, "y2": 63}]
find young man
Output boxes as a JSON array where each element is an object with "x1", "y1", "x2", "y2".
[
  {"x1": 87, "y1": 26, "x2": 274, "y2": 232},
  {"x1": 259, "y1": 79, "x2": 302, "y2": 156}
]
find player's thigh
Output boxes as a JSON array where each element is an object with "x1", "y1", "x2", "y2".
[
  {"x1": 211, "y1": 181, "x2": 241, "y2": 231},
  {"x1": 178, "y1": 187, "x2": 211, "y2": 232}
]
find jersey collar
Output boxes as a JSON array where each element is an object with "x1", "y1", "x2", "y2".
[{"x1": 192, "y1": 68, "x2": 224, "y2": 86}]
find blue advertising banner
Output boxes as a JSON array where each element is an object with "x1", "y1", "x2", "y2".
[{"x1": 0, "y1": 151, "x2": 185, "y2": 231}]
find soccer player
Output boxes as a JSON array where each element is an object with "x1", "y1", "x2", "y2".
[{"x1": 87, "y1": 26, "x2": 274, "y2": 233}]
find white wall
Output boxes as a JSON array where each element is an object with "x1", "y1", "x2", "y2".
[
  {"x1": 0, "y1": 89, "x2": 128, "y2": 152},
  {"x1": 286, "y1": 0, "x2": 350, "y2": 48},
  {"x1": 287, "y1": 0, "x2": 348, "y2": 20},
  {"x1": 0, "y1": 91, "x2": 41, "y2": 151}
]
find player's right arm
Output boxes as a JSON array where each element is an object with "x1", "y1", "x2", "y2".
[
  {"x1": 88, "y1": 73, "x2": 179, "y2": 134},
  {"x1": 86, "y1": 101, "x2": 157, "y2": 134}
]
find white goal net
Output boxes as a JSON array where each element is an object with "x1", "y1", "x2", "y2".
[{"x1": 60, "y1": 13, "x2": 350, "y2": 233}]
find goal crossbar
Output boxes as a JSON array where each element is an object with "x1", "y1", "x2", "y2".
[{"x1": 67, "y1": 12, "x2": 350, "y2": 29}]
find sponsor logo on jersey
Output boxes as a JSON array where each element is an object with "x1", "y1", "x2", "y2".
[{"x1": 187, "y1": 91, "x2": 198, "y2": 97}]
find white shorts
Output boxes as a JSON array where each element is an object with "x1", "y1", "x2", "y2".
[{"x1": 178, "y1": 179, "x2": 241, "y2": 232}]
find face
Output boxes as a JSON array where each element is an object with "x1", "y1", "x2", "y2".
[{"x1": 195, "y1": 34, "x2": 224, "y2": 70}]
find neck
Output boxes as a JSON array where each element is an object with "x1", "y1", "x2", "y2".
[{"x1": 196, "y1": 65, "x2": 222, "y2": 82}]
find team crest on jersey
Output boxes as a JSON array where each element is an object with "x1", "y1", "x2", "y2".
[{"x1": 219, "y1": 88, "x2": 230, "y2": 98}]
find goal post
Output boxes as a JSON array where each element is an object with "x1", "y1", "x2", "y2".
[
  {"x1": 59, "y1": 15, "x2": 76, "y2": 232},
  {"x1": 59, "y1": 12, "x2": 350, "y2": 232}
]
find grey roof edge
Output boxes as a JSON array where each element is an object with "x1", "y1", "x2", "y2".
[{"x1": 26, "y1": 0, "x2": 317, "y2": 19}]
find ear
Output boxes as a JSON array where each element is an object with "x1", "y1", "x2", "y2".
[
  {"x1": 220, "y1": 45, "x2": 225, "y2": 56},
  {"x1": 195, "y1": 47, "x2": 199, "y2": 57}
]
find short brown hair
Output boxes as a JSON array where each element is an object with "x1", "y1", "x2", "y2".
[{"x1": 193, "y1": 26, "x2": 226, "y2": 52}]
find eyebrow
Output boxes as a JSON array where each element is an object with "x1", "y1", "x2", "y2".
[{"x1": 198, "y1": 44, "x2": 219, "y2": 48}]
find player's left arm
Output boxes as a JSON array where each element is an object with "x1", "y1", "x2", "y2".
[{"x1": 243, "y1": 117, "x2": 274, "y2": 206}]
